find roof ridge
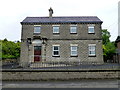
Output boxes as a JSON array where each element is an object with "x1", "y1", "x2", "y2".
[{"x1": 26, "y1": 16, "x2": 98, "y2": 18}]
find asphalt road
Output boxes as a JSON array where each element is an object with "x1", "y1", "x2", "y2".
[{"x1": 2, "y1": 79, "x2": 120, "y2": 88}]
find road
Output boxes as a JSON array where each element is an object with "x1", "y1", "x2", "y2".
[{"x1": 2, "y1": 79, "x2": 120, "y2": 88}]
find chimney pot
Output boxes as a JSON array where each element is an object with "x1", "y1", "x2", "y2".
[{"x1": 49, "y1": 7, "x2": 53, "y2": 18}]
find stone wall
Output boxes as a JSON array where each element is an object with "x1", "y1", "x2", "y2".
[
  {"x1": 20, "y1": 23, "x2": 103, "y2": 67},
  {"x1": 21, "y1": 23, "x2": 102, "y2": 40},
  {"x1": 2, "y1": 59, "x2": 19, "y2": 65},
  {"x1": 45, "y1": 40, "x2": 103, "y2": 63},
  {"x1": 2, "y1": 70, "x2": 119, "y2": 81}
]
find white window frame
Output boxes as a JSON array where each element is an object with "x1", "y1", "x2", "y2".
[
  {"x1": 52, "y1": 45, "x2": 60, "y2": 56},
  {"x1": 70, "y1": 25, "x2": 77, "y2": 34},
  {"x1": 34, "y1": 25, "x2": 41, "y2": 33},
  {"x1": 88, "y1": 25, "x2": 95, "y2": 33},
  {"x1": 70, "y1": 44, "x2": 78, "y2": 56},
  {"x1": 88, "y1": 44, "x2": 96, "y2": 56},
  {"x1": 53, "y1": 25, "x2": 60, "y2": 34}
]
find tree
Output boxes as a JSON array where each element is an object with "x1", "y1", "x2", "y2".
[
  {"x1": 102, "y1": 29, "x2": 116, "y2": 62},
  {"x1": 102, "y1": 29, "x2": 111, "y2": 45},
  {"x1": 2, "y1": 39, "x2": 21, "y2": 59}
]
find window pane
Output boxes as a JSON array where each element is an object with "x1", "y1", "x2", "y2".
[
  {"x1": 53, "y1": 46, "x2": 59, "y2": 56},
  {"x1": 54, "y1": 46, "x2": 59, "y2": 50},
  {"x1": 89, "y1": 45, "x2": 96, "y2": 56},
  {"x1": 53, "y1": 27, "x2": 59, "y2": 33},
  {"x1": 71, "y1": 46, "x2": 77, "y2": 50},
  {"x1": 91, "y1": 46, "x2": 95, "y2": 51},
  {"x1": 88, "y1": 26, "x2": 94, "y2": 33},
  {"x1": 34, "y1": 26, "x2": 41, "y2": 33},
  {"x1": 71, "y1": 51, "x2": 77, "y2": 55},
  {"x1": 91, "y1": 51, "x2": 95, "y2": 55},
  {"x1": 71, "y1": 46, "x2": 77, "y2": 56},
  {"x1": 34, "y1": 46, "x2": 41, "y2": 50},
  {"x1": 54, "y1": 51, "x2": 59, "y2": 55},
  {"x1": 70, "y1": 26, "x2": 77, "y2": 33}
]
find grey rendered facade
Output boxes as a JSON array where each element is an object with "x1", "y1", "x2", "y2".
[{"x1": 20, "y1": 8, "x2": 103, "y2": 66}]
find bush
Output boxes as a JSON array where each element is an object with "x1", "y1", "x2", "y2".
[{"x1": 1, "y1": 39, "x2": 21, "y2": 59}]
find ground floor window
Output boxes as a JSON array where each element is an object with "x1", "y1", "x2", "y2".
[
  {"x1": 52, "y1": 45, "x2": 60, "y2": 56},
  {"x1": 52, "y1": 44, "x2": 96, "y2": 57},
  {"x1": 70, "y1": 45, "x2": 78, "y2": 56},
  {"x1": 88, "y1": 44, "x2": 96, "y2": 56}
]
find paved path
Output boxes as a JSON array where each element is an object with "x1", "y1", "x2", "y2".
[
  {"x1": 2, "y1": 63, "x2": 120, "y2": 70},
  {"x1": 2, "y1": 79, "x2": 120, "y2": 88}
]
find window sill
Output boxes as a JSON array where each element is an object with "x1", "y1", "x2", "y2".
[
  {"x1": 70, "y1": 33, "x2": 77, "y2": 34},
  {"x1": 33, "y1": 33, "x2": 40, "y2": 35},
  {"x1": 70, "y1": 55, "x2": 78, "y2": 57},
  {"x1": 53, "y1": 33, "x2": 60, "y2": 35},
  {"x1": 88, "y1": 55, "x2": 96, "y2": 57},
  {"x1": 88, "y1": 33, "x2": 95, "y2": 34},
  {"x1": 52, "y1": 56, "x2": 60, "y2": 57}
]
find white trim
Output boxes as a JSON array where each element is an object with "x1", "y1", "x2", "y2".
[
  {"x1": 52, "y1": 25, "x2": 60, "y2": 26},
  {"x1": 70, "y1": 46, "x2": 78, "y2": 56},
  {"x1": 53, "y1": 44, "x2": 60, "y2": 46},
  {"x1": 88, "y1": 44, "x2": 96, "y2": 46},
  {"x1": 70, "y1": 24, "x2": 77, "y2": 26},
  {"x1": 34, "y1": 25, "x2": 41, "y2": 26},
  {"x1": 87, "y1": 24, "x2": 95, "y2": 26},
  {"x1": 88, "y1": 44, "x2": 96, "y2": 56},
  {"x1": 88, "y1": 26, "x2": 95, "y2": 33},
  {"x1": 70, "y1": 44, "x2": 78, "y2": 46},
  {"x1": 52, "y1": 45, "x2": 60, "y2": 56}
]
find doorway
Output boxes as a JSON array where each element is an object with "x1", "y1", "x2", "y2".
[{"x1": 34, "y1": 46, "x2": 41, "y2": 62}]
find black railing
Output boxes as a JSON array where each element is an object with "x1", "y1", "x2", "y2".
[{"x1": 2, "y1": 60, "x2": 120, "y2": 70}]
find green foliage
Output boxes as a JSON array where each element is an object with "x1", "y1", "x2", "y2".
[
  {"x1": 1, "y1": 38, "x2": 21, "y2": 59},
  {"x1": 103, "y1": 42, "x2": 116, "y2": 59},
  {"x1": 102, "y1": 29, "x2": 111, "y2": 45},
  {"x1": 102, "y1": 29, "x2": 116, "y2": 62}
]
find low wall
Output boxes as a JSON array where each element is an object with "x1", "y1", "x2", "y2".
[
  {"x1": 2, "y1": 58, "x2": 19, "y2": 65},
  {"x1": 2, "y1": 69, "x2": 120, "y2": 81}
]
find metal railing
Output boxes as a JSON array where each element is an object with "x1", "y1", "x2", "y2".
[{"x1": 2, "y1": 59, "x2": 120, "y2": 70}]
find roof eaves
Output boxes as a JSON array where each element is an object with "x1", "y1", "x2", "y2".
[{"x1": 21, "y1": 21, "x2": 103, "y2": 24}]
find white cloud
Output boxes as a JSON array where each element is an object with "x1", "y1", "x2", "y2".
[{"x1": 0, "y1": 0, "x2": 119, "y2": 41}]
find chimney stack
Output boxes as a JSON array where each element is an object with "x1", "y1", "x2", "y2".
[{"x1": 49, "y1": 7, "x2": 53, "y2": 18}]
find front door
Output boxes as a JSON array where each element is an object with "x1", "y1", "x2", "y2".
[{"x1": 34, "y1": 46, "x2": 41, "y2": 62}]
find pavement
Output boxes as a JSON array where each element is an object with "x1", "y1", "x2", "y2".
[{"x1": 2, "y1": 79, "x2": 120, "y2": 88}]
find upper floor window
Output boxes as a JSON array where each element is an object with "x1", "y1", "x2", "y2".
[
  {"x1": 70, "y1": 45, "x2": 78, "y2": 56},
  {"x1": 53, "y1": 26, "x2": 59, "y2": 34},
  {"x1": 34, "y1": 26, "x2": 41, "y2": 33},
  {"x1": 88, "y1": 44, "x2": 96, "y2": 56},
  {"x1": 70, "y1": 25, "x2": 77, "y2": 34},
  {"x1": 88, "y1": 25, "x2": 95, "y2": 34},
  {"x1": 52, "y1": 45, "x2": 60, "y2": 56},
  {"x1": 70, "y1": 26, "x2": 77, "y2": 34}
]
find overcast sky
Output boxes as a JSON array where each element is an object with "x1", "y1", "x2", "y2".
[{"x1": 0, "y1": 0, "x2": 119, "y2": 41}]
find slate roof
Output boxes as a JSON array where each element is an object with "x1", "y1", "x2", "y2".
[{"x1": 21, "y1": 16, "x2": 103, "y2": 24}]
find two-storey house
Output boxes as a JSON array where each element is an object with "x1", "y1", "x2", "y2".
[{"x1": 20, "y1": 8, "x2": 103, "y2": 67}]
